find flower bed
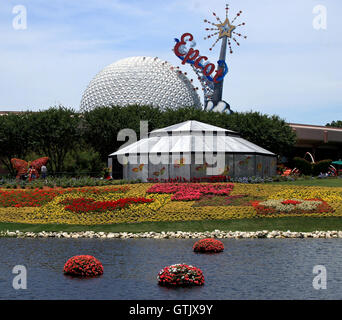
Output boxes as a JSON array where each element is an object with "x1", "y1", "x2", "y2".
[
  {"x1": 61, "y1": 197, "x2": 154, "y2": 213},
  {"x1": 252, "y1": 198, "x2": 334, "y2": 215},
  {"x1": 147, "y1": 183, "x2": 234, "y2": 201},
  {"x1": 0, "y1": 186, "x2": 128, "y2": 208},
  {"x1": 192, "y1": 194, "x2": 263, "y2": 207},
  {"x1": 0, "y1": 183, "x2": 341, "y2": 225},
  {"x1": 63, "y1": 255, "x2": 103, "y2": 277},
  {"x1": 68, "y1": 186, "x2": 129, "y2": 195},
  {"x1": 193, "y1": 238, "x2": 224, "y2": 253},
  {"x1": 0, "y1": 188, "x2": 65, "y2": 207},
  {"x1": 157, "y1": 264, "x2": 204, "y2": 286}
]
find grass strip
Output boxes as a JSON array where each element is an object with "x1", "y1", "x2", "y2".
[{"x1": 1, "y1": 216, "x2": 342, "y2": 233}]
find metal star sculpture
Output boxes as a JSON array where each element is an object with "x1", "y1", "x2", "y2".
[{"x1": 204, "y1": 4, "x2": 247, "y2": 53}]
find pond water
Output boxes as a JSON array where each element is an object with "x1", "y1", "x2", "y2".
[{"x1": 0, "y1": 238, "x2": 342, "y2": 300}]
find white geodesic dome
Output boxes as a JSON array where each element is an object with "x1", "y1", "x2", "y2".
[{"x1": 80, "y1": 56, "x2": 202, "y2": 111}]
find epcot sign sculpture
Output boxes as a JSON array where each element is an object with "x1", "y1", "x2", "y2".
[
  {"x1": 173, "y1": 4, "x2": 247, "y2": 112},
  {"x1": 174, "y1": 33, "x2": 228, "y2": 84}
]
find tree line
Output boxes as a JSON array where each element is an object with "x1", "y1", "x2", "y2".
[
  {"x1": 0, "y1": 105, "x2": 298, "y2": 176},
  {"x1": 326, "y1": 120, "x2": 342, "y2": 128}
]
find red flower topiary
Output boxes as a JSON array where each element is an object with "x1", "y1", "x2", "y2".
[
  {"x1": 63, "y1": 255, "x2": 103, "y2": 277},
  {"x1": 157, "y1": 264, "x2": 204, "y2": 287},
  {"x1": 193, "y1": 238, "x2": 224, "y2": 253}
]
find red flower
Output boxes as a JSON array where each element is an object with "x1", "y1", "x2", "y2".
[
  {"x1": 0, "y1": 188, "x2": 65, "y2": 208},
  {"x1": 147, "y1": 183, "x2": 234, "y2": 201},
  {"x1": 0, "y1": 186, "x2": 129, "y2": 208},
  {"x1": 193, "y1": 238, "x2": 224, "y2": 253},
  {"x1": 252, "y1": 198, "x2": 334, "y2": 215},
  {"x1": 157, "y1": 264, "x2": 204, "y2": 287},
  {"x1": 63, "y1": 255, "x2": 103, "y2": 277},
  {"x1": 281, "y1": 200, "x2": 301, "y2": 205},
  {"x1": 61, "y1": 197, "x2": 153, "y2": 213}
]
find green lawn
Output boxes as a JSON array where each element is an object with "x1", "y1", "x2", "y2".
[
  {"x1": 2, "y1": 216, "x2": 342, "y2": 234},
  {"x1": 272, "y1": 177, "x2": 342, "y2": 187}
]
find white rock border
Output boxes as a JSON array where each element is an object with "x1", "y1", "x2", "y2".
[{"x1": 1, "y1": 229, "x2": 342, "y2": 239}]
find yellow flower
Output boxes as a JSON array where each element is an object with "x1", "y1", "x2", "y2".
[{"x1": 1, "y1": 183, "x2": 341, "y2": 224}]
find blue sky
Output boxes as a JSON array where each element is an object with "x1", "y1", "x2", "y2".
[{"x1": 0, "y1": 0, "x2": 341, "y2": 125}]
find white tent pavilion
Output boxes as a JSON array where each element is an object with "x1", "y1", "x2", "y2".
[{"x1": 109, "y1": 120, "x2": 276, "y2": 181}]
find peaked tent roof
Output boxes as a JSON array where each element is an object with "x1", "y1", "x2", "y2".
[
  {"x1": 150, "y1": 120, "x2": 237, "y2": 136},
  {"x1": 111, "y1": 120, "x2": 275, "y2": 156}
]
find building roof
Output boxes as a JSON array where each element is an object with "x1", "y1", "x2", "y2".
[
  {"x1": 289, "y1": 123, "x2": 342, "y2": 145},
  {"x1": 0, "y1": 111, "x2": 23, "y2": 116},
  {"x1": 289, "y1": 123, "x2": 342, "y2": 132},
  {"x1": 149, "y1": 120, "x2": 237, "y2": 136},
  {"x1": 111, "y1": 120, "x2": 274, "y2": 156}
]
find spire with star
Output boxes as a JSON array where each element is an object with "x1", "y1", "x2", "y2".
[{"x1": 204, "y1": 4, "x2": 247, "y2": 53}]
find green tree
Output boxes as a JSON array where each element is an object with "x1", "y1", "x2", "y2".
[
  {"x1": 159, "y1": 107, "x2": 296, "y2": 156},
  {"x1": 84, "y1": 105, "x2": 296, "y2": 158},
  {"x1": 83, "y1": 105, "x2": 163, "y2": 161},
  {"x1": 0, "y1": 112, "x2": 31, "y2": 175},
  {"x1": 222, "y1": 111, "x2": 297, "y2": 156},
  {"x1": 326, "y1": 120, "x2": 342, "y2": 128},
  {"x1": 63, "y1": 148, "x2": 104, "y2": 176},
  {"x1": 27, "y1": 106, "x2": 81, "y2": 174}
]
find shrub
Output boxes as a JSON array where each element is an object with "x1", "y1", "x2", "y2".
[
  {"x1": 293, "y1": 157, "x2": 312, "y2": 175},
  {"x1": 193, "y1": 238, "x2": 224, "y2": 253},
  {"x1": 157, "y1": 264, "x2": 204, "y2": 287},
  {"x1": 293, "y1": 158, "x2": 333, "y2": 176},
  {"x1": 312, "y1": 159, "x2": 332, "y2": 176},
  {"x1": 63, "y1": 255, "x2": 103, "y2": 277}
]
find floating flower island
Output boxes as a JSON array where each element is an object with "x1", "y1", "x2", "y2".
[
  {"x1": 63, "y1": 255, "x2": 103, "y2": 277},
  {"x1": 157, "y1": 264, "x2": 204, "y2": 287},
  {"x1": 193, "y1": 238, "x2": 224, "y2": 253}
]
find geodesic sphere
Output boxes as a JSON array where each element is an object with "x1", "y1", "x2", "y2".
[{"x1": 80, "y1": 56, "x2": 201, "y2": 111}]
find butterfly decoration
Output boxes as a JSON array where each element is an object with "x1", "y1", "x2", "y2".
[
  {"x1": 132, "y1": 164, "x2": 144, "y2": 173},
  {"x1": 11, "y1": 157, "x2": 49, "y2": 179},
  {"x1": 174, "y1": 158, "x2": 186, "y2": 168},
  {"x1": 238, "y1": 156, "x2": 251, "y2": 166},
  {"x1": 153, "y1": 167, "x2": 166, "y2": 176},
  {"x1": 195, "y1": 162, "x2": 209, "y2": 172},
  {"x1": 257, "y1": 163, "x2": 262, "y2": 172}
]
